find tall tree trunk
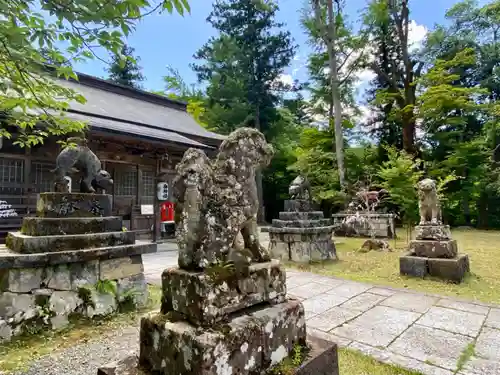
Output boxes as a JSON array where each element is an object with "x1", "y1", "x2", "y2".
[
  {"x1": 318, "y1": 0, "x2": 345, "y2": 188},
  {"x1": 254, "y1": 108, "x2": 265, "y2": 224}
]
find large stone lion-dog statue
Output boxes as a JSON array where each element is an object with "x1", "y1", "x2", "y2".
[
  {"x1": 52, "y1": 137, "x2": 113, "y2": 193},
  {"x1": 173, "y1": 127, "x2": 274, "y2": 270},
  {"x1": 417, "y1": 178, "x2": 441, "y2": 225}
]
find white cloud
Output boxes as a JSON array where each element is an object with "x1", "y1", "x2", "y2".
[
  {"x1": 276, "y1": 73, "x2": 294, "y2": 86},
  {"x1": 408, "y1": 20, "x2": 428, "y2": 51}
]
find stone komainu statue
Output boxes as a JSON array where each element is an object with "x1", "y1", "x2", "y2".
[
  {"x1": 288, "y1": 175, "x2": 312, "y2": 200},
  {"x1": 52, "y1": 137, "x2": 113, "y2": 193},
  {"x1": 417, "y1": 178, "x2": 442, "y2": 225},
  {"x1": 173, "y1": 127, "x2": 274, "y2": 270}
]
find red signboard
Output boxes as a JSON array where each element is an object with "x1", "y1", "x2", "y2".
[{"x1": 160, "y1": 201, "x2": 175, "y2": 223}]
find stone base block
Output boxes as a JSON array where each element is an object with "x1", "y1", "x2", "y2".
[
  {"x1": 290, "y1": 240, "x2": 337, "y2": 262},
  {"x1": 271, "y1": 219, "x2": 332, "y2": 228},
  {"x1": 400, "y1": 252, "x2": 427, "y2": 278},
  {"x1": 400, "y1": 253, "x2": 470, "y2": 283},
  {"x1": 279, "y1": 211, "x2": 324, "y2": 221},
  {"x1": 21, "y1": 216, "x2": 123, "y2": 236},
  {"x1": 409, "y1": 239, "x2": 458, "y2": 258},
  {"x1": 6, "y1": 231, "x2": 135, "y2": 254},
  {"x1": 161, "y1": 260, "x2": 286, "y2": 326},
  {"x1": 414, "y1": 224, "x2": 451, "y2": 241},
  {"x1": 140, "y1": 299, "x2": 306, "y2": 375},
  {"x1": 284, "y1": 199, "x2": 314, "y2": 212},
  {"x1": 98, "y1": 335, "x2": 339, "y2": 375},
  {"x1": 36, "y1": 192, "x2": 112, "y2": 218},
  {"x1": 428, "y1": 254, "x2": 470, "y2": 283}
]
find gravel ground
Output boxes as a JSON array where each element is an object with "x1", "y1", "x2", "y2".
[{"x1": 12, "y1": 325, "x2": 140, "y2": 375}]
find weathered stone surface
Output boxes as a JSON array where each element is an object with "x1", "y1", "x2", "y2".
[
  {"x1": 289, "y1": 239, "x2": 337, "y2": 262},
  {"x1": 0, "y1": 242, "x2": 157, "y2": 269},
  {"x1": 414, "y1": 225, "x2": 451, "y2": 241},
  {"x1": 100, "y1": 256, "x2": 144, "y2": 280},
  {"x1": 21, "y1": 216, "x2": 123, "y2": 236},
  {"x1": 174, "y1": 128, "x2": 273, "y2": 270},
  {"x1": 427, "y1": 254, "x2": 470, "y2": 283},
  {"x1": 380, "y1": 292, "x2": 437, "y2": 313},
  {"x1": 44, "y1": 264, "x2": 71, "y2": 290},
  {"x1": 6, "y1": 230, "x2": 135, "y2": 254},
  {"x1": 268, "y1": 240, "x2": 289, "y2": 261},
  {"x1": 400, "y1": 253, "x2": 428, "y2": 278},
  {"x1": 271, "y1": 219, "x2": 332, "y2": 228},
  {"x1": 339, "y1": 293, "x2": 387, "y2": 311},
  {"x1": 98, "y1": 356, "x2": 147, "y2": 375},
  {"x1": 0, "y1": 267, "x2": 43, "y2": 292},
  {"x1": 417, "y1": 178, "x2": 442, "y2": 225},
  {"x1": 331, "y1": 213, "x2": 396, "y2": 239},
  {"x1": 117, "y1": 273, "x2": 148, "y2": 307},
  {"x1": 288, "y1": 176, "x2": 311, "y2": 201},
  {"x1": 161, "y1": 261, "x2": 286, "y2": 326},
  {"x1": 475, "y1": 327, "x2": 500, "y2": 361},
  {"x1": 36, "y1": 192, "x2": 112, "y2": 218},
  {"x1": 295, "y1": 336, "x2": 339, "y2": 375},
  {"x1": 388, "y1": 324, "x2": 473, "y2": 371},
  {"x1": 71, "y1": 260, "x2": 99, "y2": 289},
  {"x1": 409, "y1": 239, "x2": 458, "y2": 258},
  {"x1": 279, "y1": 211, "x2": 325, "y2": 221},
  {"x1": 306, "y1": 306, "x2": 360, "y2": 332},
  {"x1": 86, "y1": 290, "x2": 117, "y2": 317},
  {"x1": 485, "y1": 308, "x2": 500, "y2": 329},
  {"x1": 418, "y1": 306, "x2": 485, "y2": 337},
  {"x1": 284, "y1": 199, "x2": 314, "y2": 212},
  {"x1": 49, "y1": 291, "x2": 83, "y2": 330},
  {"x1": 140, "y1": 299, "x2": 306, "y2": 375},
  {"x1": 268, "y1": 226, "x2": 335, "y2": 235},
  {"x1": 0, "y1": 292, "x2": 37, "y2": 323},
  {"x1": 0, "y1": 319, "x2": 12, "y2": 342}
]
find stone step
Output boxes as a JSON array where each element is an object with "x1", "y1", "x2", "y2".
[
  {"x1": 284, "y1": 199, "x2": 315, "y2": 212},
  {"x1": 268, "y1": 225, "x2": 335, "y2": 235},
  {"x1": 36, "y1": 192, "x2": 112, "y2": 218},
  {"x1": 279, "y1": 211, "x2": 325, "y2": 221},
  {"x1": 5, "y1": 230, "x2": 135, "y2": 254},
  {"x1": 161, "y1": 260, "x2": 287, "y2": 326},
  {"x1": 0, "y1": 241, "x2": 157, "y2": 269},
  {"x1": 271, "y1": 218, "x2": 332, "y2": 228},
  {"x1": 21, "y1": 216, "x2": 123, "y2": 236}
]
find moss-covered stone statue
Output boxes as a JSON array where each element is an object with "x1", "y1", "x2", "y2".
[
  {"x1": 173, "y1": 127, "x2": 274, "y2": 270},
  {"x1": 52, "y1": 137, "x2": 113, "y2": 193},
  {"x1": 288, "y1": 175, "x2": 312, "y2": 200}
]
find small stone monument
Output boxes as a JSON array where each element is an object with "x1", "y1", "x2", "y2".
[
  {"x1": 268, "y1": 175, "x2": 337, "y2": 262},
  {"x1": 0, "y1": 138, "x2": 155, "y2": 342},
  {"x1": 97, "y1": 128, "x2": 339, "y2": 375},
  {"x1": 400, "y1": 178, "x2": 470, "y2": 283}
]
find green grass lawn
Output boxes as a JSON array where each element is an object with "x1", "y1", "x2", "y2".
[{"x1": 288, "y1": 228, "x2": 500, "y2": 304}]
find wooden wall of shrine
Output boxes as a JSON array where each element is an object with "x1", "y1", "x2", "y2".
[{"x1": 0, "y1": 131, "x2": 188, "y2": 242}]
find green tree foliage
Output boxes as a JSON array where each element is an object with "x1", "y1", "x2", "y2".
[
  {"x1": 0, "y1": 0, "x2": 190, "y2": 147},
  {"x1": 107, "y1": 45, "x2": 145, "y2": 88}
]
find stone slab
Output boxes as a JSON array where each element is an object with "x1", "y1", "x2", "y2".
[
  {"x1": 279, "y1": 212, "x2": 324, "y2": 221},
  {"x1": 400, "y1": 252, "x2": 428, "y2": 278},
  {"x1": 409, "y1": 239, "x2": 458, "y2": 258},
  {"x1": 161, "y1": 260, "x2": 286, "y2": 326},
  {"x1": 301, "y1": 294, "x2": 350, "y2": 317},
  {"x1": 6, "y1": 231, "x2": 135, "y2": 254},
  {"x1": 289, "y1": 239, "x2": 337, "y2": 262},
  {"x1": 306, "y1": 306, "x2": 361, "y2": 332},
  {"x1": 436, "y1": 299, "x2": 490, "y2": 316},
  {"x1": 268, "y1": 240, "x2": 289, "y2": 261},
  {"x1": 140, "y1": 299, "x2": 307, "y2": 375},
  {"x1": 418, "y1": 306, "x2": 485, "y2": 337},
  {"x1": 97, "y1": 355, "x2": 146, "y2": 375},
  {"x1": 288, "y1": 282, "x2": 336, "y2": 299},
  {"x1": 100, "y1": 256, "x2": 144, "y2": 280},
  {"x1": 427, "y1": 254, "x2": 470, "y2": 283},
  {"x1": 0, "y1": 267, "x2": 43, "y2": 292},
  {"x1": 332, "y1": 305, "x2": 421, "y2": 347},
  {"x1": 36, "y1": 192, "x2": 112, "y2": 218},
  {"x1": 415, "y1": 225, "x2": 452, "y2": 241},
  {"x1": 485, "y1": 308, "x2": 500, "y2": 329},
  {"x1": 459, "y1": 357, "x2": 500, "y2": 375},
  {"x1": 21, "y1": 216, "x2": 123, "y2": 236},
  {"x1": 475, "y1": 326, "x2": 500, "y2": 359},
  {"x1": 0, "y1": 242, "x2": 157, "y2": 269},
  {"x1": 295, "y1": 335, "x2": 339, "y2": 375},
  {"x1": 271, "y1": 219, "x2": 332, "y2": 228},
  {"x1": 268, "y1": 226, "x2": 335, "y2": 235},
  {"x1": 380, "y1": 292, "x2": 438, "y2": 313},
  {"x1": 325, "y1": 282, "x2": 371, "y2": 299},
  {"x1": 339, "y1": 292, "x2": 387, "y2": 311},
  {"x1": 388, "y1": 324, "x2": 474, "y2": 371},
  {"x1": 284, "y1": 199, "x2": 314, "y2": 212}
]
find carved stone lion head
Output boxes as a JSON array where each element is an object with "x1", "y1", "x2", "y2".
[
  {"x1": 92, "y1": 169, "x2": 113, "y2": 191},
  {"x1": 417, "y1": 178, "x2": 437, "y2": 194},
  {"x1": 216, "y1": 127, "x2": 274, "y2": 176},
  {"x1": 174, "y1": 148, "x2": 212, "y2": 193}
]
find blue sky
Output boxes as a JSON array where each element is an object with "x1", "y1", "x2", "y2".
[{"x1": 73, "y1": 0, "x2": 488, "y2": 93}]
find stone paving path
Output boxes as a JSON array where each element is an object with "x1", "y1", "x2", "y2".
[{"x1": 142, "y1": 244, "x2": 500, "y2": 375}]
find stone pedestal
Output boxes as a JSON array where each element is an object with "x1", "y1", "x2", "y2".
[
  {"x1": 0, "y1": 193, "x2": 155, "y2": 342},
  {"x1": 400, "y1": 224, "x2": 470, "y2": 283},
  {"x1": 269, "y1": 200, "x2": 337, "y2": 262}
]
